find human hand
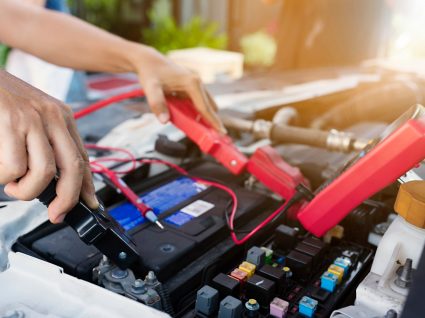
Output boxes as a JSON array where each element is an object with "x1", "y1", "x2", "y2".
[
  {"x1": 0, "y1": 70, "x2": 98, "y2": 223},
  {"x1": 129, "y1": 46, "x2": 226, "y2": 134}
]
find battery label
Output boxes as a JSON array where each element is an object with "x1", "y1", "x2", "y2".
[
  {"x1": 164, "y1": 211, "x2": 193, "y2": 227},
  {"x1": 109, "y1": 176, "x2": 208, "y2": 231},
  {"x1": 181, "y1": 200, "x2": 215, "y2": 217}
]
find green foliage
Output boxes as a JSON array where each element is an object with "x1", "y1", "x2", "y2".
[
  {"x1": 68, "y1": 0, "x2": 118, "y2": 31},
  {"x1": 143, "y1": 0, "x2": 227, "y2": 53},
  {"x1": 0, "y1": 44, "x2": 10, "y2": 68}
]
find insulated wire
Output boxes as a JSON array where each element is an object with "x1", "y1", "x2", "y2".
[{"x1": 77, "y1": 91, "x2": 295, "y2": 245}]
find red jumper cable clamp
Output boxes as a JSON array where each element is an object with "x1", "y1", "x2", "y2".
[{"x1": 166, "y1": 97, "x2": 310, "y2": 201}]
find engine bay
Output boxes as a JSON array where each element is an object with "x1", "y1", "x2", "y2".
[{"x1": 1, "y1": 66, "x2": 425, "y2": 318}]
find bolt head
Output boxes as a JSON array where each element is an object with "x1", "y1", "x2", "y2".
[
  {"x1": 118, "y1": 252, "x2": 127, "y2": 260},
  {"x1": 131, "y1": 279, "x2": 147, "y2": 294},
  {"x1": 111, "y1": 268, "x2": 128, "y2": 279}
]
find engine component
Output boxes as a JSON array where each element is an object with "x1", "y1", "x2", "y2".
[
  {"x1": 246, "y1": 246, "x2": 266, "y2": 267},
  {"x1": 185, "y1": 233, "x2": 372, "y2": 318},
  {"x1": 257, "y1": 264, "x2": 286, "y2": 290},
  {"x1": 394, "y1": 259, "x2": 413, "y2": 289},
  {"x1": 273, "y1": 224, "x2": 299, "y2": 251},
  {"x1": 246, "y1": 274, "x2": 276, "y2": 307},
  {"x1": 144, "y1": 271, "x2": 175, "y2": 316},
  {"x1": 299, "y1": 296, "x2": 318, "y2": 317},
  {"x1": 372, "y1": 181, "x2": 425, "y2": 277},
  {"x1": 321, "y1": 272, "x2": 338, "y2": 292},
  {"x1": 269, "y1": 297, "x2": 289, "y2": 318},
  {"x1": 0, "y1": 252, "x2": 167, "y2": 318},
  {"x1": 272, "y1": 107, "x2": 298, "y2": 126},
  {"x1": 93, "y1": 256, "x2": 162, "y2": 309},
  {"x1": 218, "y1": 296, "x2": 243, "y2": 318},
  {"x1": 195, "y1": 285, "x2": 219, "y2": 316},
  {"x1": 336, "y1": 181, "x2": 425, "y2": 317},
  {"x1": 245, "y1": 299, "x2": 260, "y2": 317},
  {"x1": 239, "y1": 262, "x2": 256, "y2": 278},
  {"x1": 212, "y1": 273, "x2": 241, "y2": 298},
  {"x1": 221, "y1": 114, "x2": 369, "y2": 153}
]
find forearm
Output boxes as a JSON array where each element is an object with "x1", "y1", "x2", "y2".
[
  {"x1": 0, "y1": 0, "x2": 144, "y2": 73},
  {"x1": 0, "y1": 0, "x2": 224, "y2": 132}
]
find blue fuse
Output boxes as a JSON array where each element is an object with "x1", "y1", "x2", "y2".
[
  {"x1": 334, "y1": 257, "x2": 351, "y2": 277},
  {"x1": 276, "y1": 256, "x2": 286, "y2": 265},
  {"x1": 321, "y1": 271, "x2": 338, "y2": 292},
  {"x1": 299, "y1": 296, "x2": 318, "y2": 317}
]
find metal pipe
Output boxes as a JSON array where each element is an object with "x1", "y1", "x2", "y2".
[
  {"x1": 270, "y1": 124, "x2": 328, "y2": 148},
  {"x1": 221, "y1": 114, "x2": 369, "y2": 153},
  {"x1": 220, "y1": 115, "x2": 253, "y2": 133}
]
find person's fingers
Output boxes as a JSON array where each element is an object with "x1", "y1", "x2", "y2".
[
  {"x1": 0, "y1": 127, "x2": 27, "y2": 185},
  {"x1": 43, "y1": 107, "x2": 84, "y2": 223},
  {"x1": 186, "y1": 77, "x2": 226, "y2": 133},
  {"x1": 4, "y1": 113, "x2": 56, "y2": 200},
  {"x1": 65, "y1": 110, "x2": 98, "y2": 209},
  {"x1": 144, "y1": 80, "x2": 170, "y2": 124}
]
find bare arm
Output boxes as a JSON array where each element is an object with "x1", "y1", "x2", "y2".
[
  {"x1": 0, "y1": 0, "x2": 224, "y2": 132},
  {"x1": 0, "y1": 1, "x2": 138, "y2": 72}
]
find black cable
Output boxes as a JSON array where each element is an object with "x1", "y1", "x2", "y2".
[{"x1": 226, "y1": 184, "x2": 314, "y2": 236}]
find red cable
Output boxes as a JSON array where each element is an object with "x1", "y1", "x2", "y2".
[
  {"x1": 86, "y1": 144, "x2": 137, "y2": 174},
  {"x1": 77, "y1": 91, "x2": 288, "y2": 245},
  {"x1": 90, "y1": 161, "x2": 151, "y2": 216},
  {"x1": 74, "y1": 89, "x2": 145, "y2": 119}
]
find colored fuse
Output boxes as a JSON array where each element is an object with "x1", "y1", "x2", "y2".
[
  {"x1": 276, "y1": 256, "x2": 286, "y2": 265},
  {"x1": 299, "y1": 296, "x2": 318, "y2": 318},
  {"x1": 270, "y1": 297, "x2": 289, "y2": 318},
  {"x1": 334, "y1": 257, "x2": 351, "y2": 277},
  {"x1": 239, "y1": 261, "x2": 256, "y2": 278},
  {"x1": 328, "y1": 264, "x2": 344, "y2": 284},
  {"x1": 272, "y1": 263, "x2": 279, "y2": 268},
  {"x1": 321, "y1": 271, "x2": 338, "y2": 292},
  {"x1": 230, "y1": 268, "x2": 248, "y2": 283},
  {"x1": 247, "y1": 246, "x2": 266, "y2": 267},
  {"x1": 261, "y1": 247, "x2": 274, "y2": 265}
]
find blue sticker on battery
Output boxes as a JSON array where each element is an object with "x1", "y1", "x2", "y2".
[
  {"x1": 109, "y1": 177, "x2": 207, "y2": 231},
  {"x1": 164, "y1": 211, "x2": 194, "y2": 227}
]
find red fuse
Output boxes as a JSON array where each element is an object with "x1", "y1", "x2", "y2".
[{"x1": 230, "y1": 268, "x2": 248, "y2": 283}]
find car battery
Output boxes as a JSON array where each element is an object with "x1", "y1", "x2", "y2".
[{"x1": 14, "y1": 161, "x2": 279, "y2": 281}]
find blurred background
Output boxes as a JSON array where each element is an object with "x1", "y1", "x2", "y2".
[
  {"x1": 3, "y1": 0, "x2": 425, "y2": 156},
  {"x1": 66, "y1": 0, "x2": 425, "y2": 69}
]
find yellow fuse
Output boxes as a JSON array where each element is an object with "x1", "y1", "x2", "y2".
[
  {"x1": 328, "y1": 264, "x2": 344, "y2": 284},
  {"x1": 239, "y1": 261, "x2": 256, "y2": 278}
]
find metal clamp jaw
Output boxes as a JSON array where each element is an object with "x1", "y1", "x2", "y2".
[{"x1": 38, "y1": 179, "x2": 141, "y2": 270}]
